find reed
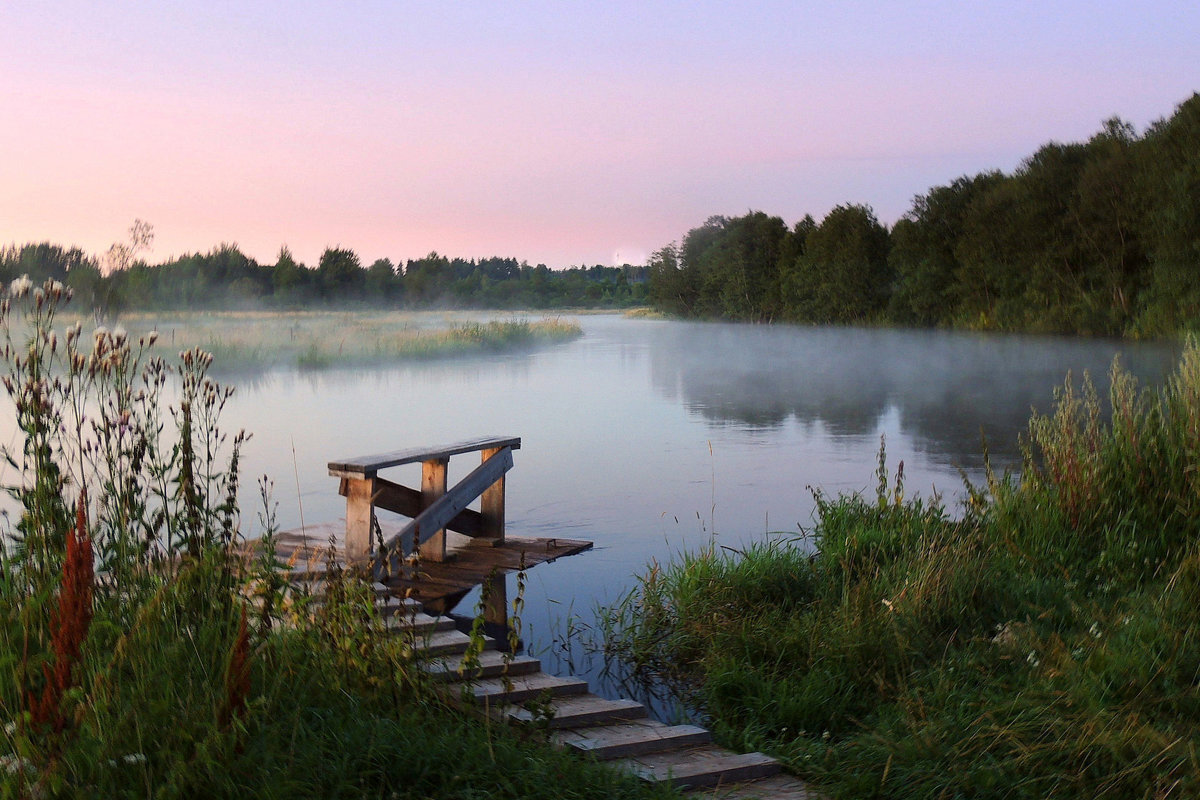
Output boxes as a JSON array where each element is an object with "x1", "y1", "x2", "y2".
[
  {"x1": 600, "y1": 344, "x2": 1200, "y2": 799},
  {"x1": 0, "y1": 279, "x2": 672, "y2": 798},
  {"x1": 97, "y1": 310, "x2": 582, "y2": 371}
]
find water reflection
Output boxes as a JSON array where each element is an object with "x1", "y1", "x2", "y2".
[{"x1": 643, "y1": 322, "x2": 1179, "y2": 468}]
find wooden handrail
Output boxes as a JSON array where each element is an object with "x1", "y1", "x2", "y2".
[
  {"x1": 328, "y1": 435, "x2": 521, "y2": 478},
  {"x1": 329, "y1": 436, "x2": 520, "y2": 571},
  {"x1": 373, "y1": 446, "x2": 514, "y2": 580}
]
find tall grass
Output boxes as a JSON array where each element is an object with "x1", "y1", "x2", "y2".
[
  {"x1": 0, "y1": 279, "x2": 673, "y2": 799},
  {"x1": 600, "y1": 345, "x2": 1200, "y2": 798},
  {"x1": 98, "y1": 310, "x2": 582, "y2": 371}
]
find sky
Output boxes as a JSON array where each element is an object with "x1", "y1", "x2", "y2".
[{"x1": 2, "y1": 1, "x2": 1198, "y2": 270}]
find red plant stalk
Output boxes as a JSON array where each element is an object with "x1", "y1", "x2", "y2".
[
  {"x1": 219, "y1": 605, "x2": 251, "y2": 729},
  {"x1": 29, "y1": 490, "x2": 93, "y2": 733}
]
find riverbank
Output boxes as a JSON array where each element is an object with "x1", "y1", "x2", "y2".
[
  {"x1": 0, "y1": 282, "x2": 673, "y2": 798},
  {"x1": 601, "y1": 342, "x2": 1200, "y2": 798},
  {"x1": 74, "y1": 310, "x2": 583, "y2": 370}
]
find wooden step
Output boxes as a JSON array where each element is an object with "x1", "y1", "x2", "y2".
[
  {"x1": 410, "y1": 629, "x2": 496, "y2": 657},
  {"x1": 553, "y1": 720, "x2": 712, "y2": 761},
  {"x1": 686, "y1": 773, "x2": 820, "y2": 799},
  {"x1": 469, "y1": 673, "x2": 588, "y2": 704},
  {"x1": 421, "y1": 650, "x2": 543, "y2": 681},
  {"x1": 505, "y1": 694, "x2": 647, "y2": 729},
  {"x1": 613, "y1": 746, "x2": 779, "y2": 790},
  {"x1": 383, "y1": 610, "x2": 456, "y2": 635}
]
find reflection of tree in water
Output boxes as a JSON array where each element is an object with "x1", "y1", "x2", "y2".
[{"x1": 648, "y1": 322, "x2": 1179, "y2": 468}]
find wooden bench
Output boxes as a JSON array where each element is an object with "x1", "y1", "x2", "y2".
[{"x1": 327, "y1": 436, "x2": 521, "y2": 580}]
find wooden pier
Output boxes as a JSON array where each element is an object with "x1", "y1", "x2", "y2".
[{"x1": 269, "y1": 436, "x2": 817, "y2": 798}]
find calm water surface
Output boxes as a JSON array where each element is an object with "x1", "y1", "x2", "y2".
[
  {"x1": 210, "y1": 315, "x2": 1178, "y2": 683},
  {"x1": 3, "y1": 315, "x2": 1178, "y2": 691}
]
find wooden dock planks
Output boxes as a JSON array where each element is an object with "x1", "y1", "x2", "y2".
[{"x1": 269, "y1": 522, "x2": 592, "y2": 611}]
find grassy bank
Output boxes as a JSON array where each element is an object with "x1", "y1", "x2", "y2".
[
  {"x1": 601, "y1": 345, "x2": 1200, "y2": 798},
  {"x1": 0, "y1": 280, "x2": 670, "y2": 798},
  {"x1": 56, "y1": 310, "x2": 582, "y2": 371}
]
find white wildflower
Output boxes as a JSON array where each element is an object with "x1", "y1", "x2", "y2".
[
  {"x1": 113, "y1": 325, "x2": 127, "y2": 344},
  {"x1": 1, "y1": 753, "x2": 33, "y2": 775},
  {"x1": 9, "y1": 276, "x2": 32, "y2": 298},
  {"x1": 1089, "y1": 622, "x2": 1102, "y2": 639},
  {"x1": 93, "y1": 326, "x2": 109, "y2": 340},
  {"x1": 1026, "y1": 651, "x2": 1040, "y2": 668}
]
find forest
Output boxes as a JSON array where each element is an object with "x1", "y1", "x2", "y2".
[
  {"x1": 5, "y1": 93, "x2": 1196, "y2": 335},
  {"x1": 0, "y1": 241, "x2": 648, "y2": 314},
  {"x1": 648, "y1": 93, "x2": 1200, "y2": 337}
]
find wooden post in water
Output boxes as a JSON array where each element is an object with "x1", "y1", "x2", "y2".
[
  {"x1": 418, "y1": 457, "x2": 449, "y2": 562},
  {"x1": 479, "y1": 446, "x2": 508, "y2": 631}
]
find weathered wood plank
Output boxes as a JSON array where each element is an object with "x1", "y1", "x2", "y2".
[
  {"x1": 343, "y1": 476, "x2": 375, "y2": 562},
  {"x1": 505, "y1": 695, "x2": 647, "y2": 729},
  {"x1": 364, "y1": 477, "x2": 484, "y2": 537},
  {"x1": 553, "y1": 721, "x2": 711, "y2": 761},
  {"x1": 377, "y1": 446, "x2": 514, "y2": 575},
  {"x1": 418, "y1": 458, "x2": 449, "y2": 562},
  {"x1": 613, "y1": 747, "x2": 779, "y2": 790},
  {"x1": 479, "y1": 446, "x2": 506, "y2": 543},
  {"x1": 328, "y1": 435, "x2": 521, "y2": 477}
]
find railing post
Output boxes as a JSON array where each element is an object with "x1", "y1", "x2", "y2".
[
  {"x1": 343, "y1": 475, "x2": 376, "y2": 564},
  {"x1": 418, "y1": 457, "x2": 449, "y2": 562},
  {"x1": 479, "y1": 446, "x2": 506, "y2": 545}
]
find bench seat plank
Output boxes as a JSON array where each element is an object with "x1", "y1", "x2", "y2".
[{"x1": 328, "y1": 435, "x2": 521, "y2": 477}]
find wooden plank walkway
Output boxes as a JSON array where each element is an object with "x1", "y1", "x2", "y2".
[
  {"x1": 376, "y1": 591, "x2": 820, "y2": 799},
  {"x1": 270, "y1": 522, "x2": 592, "y2": 613},
  {"x1": 271, "y1": 437, "x2": 819, "y2": 797}
]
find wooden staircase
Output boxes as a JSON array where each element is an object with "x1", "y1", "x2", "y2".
[{"x1": 382, "y1": 591, "x2": 819, "y2": 799}]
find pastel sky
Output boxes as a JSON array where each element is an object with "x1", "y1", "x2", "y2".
[{"x1": 3, "y1": 2, "x2": 1198, "y2": 269}]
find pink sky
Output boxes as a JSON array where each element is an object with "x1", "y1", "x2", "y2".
[{"x1": 3, "y1": 2, "x2": 1198, "y2": 269}]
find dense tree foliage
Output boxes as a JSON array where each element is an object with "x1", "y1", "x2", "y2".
[
  {"x1": 648, "y1": 93, "x2": 1200, "y2": 336},
  {"x1": 0, "y1": 243, "x2": 648, "y2": 314}
]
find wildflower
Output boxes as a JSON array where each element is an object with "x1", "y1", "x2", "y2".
[
  {"x1": 146, "y1": 330, "x2": 158, "y2": 346},
  {"x1": 0, "y1": 754, "x2": 34, "y2": 775},
  {"x1": 29, "y1": 491, "x2": 93, "y2": 733},
  {"x1": 9, "y1": 276, "x2": 32, "y2": 298},
  {"x1": 1089, "y1": 622, "x2": 1102, "y2": 639},
  {"x1": 113, "y1": 325, "x2": 127, "y2": 344},
  {"x1": 1026, "y1": 651, "x2": 1040, "y2": 668},
  {"x1": 93, "y1": 326, "x2": 108, "y2": 340}
]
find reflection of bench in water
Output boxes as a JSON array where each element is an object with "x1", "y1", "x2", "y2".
[{"x1": 278, "y1": 436, "x2": 591, "y2": 625}]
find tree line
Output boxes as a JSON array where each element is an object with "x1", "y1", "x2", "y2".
[
  {"x1": 648, "y1": 93, "x2": 1200, "y2": 337},
  {"x1": 0, "y1": 240, "x2": 648, "y2": 315}
]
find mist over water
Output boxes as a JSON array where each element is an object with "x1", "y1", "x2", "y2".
[{"x1": 1, "y1": 314, "x2": 1180, "y2": 696}]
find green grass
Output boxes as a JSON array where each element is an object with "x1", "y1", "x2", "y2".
[
  {"x1": 64, "y1": 310, "x2": 582, "y2": 371},
  {"x1": 599, "y1": 343, "x2": 1200, "y2": 799},
  {"x1": 0, "y1": 279, "x2": 669, "y2": 799}
]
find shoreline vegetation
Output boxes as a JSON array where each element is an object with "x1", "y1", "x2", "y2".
[
  {"x1": 0, "y1": 279, "x2": 674, "y2": 798},
  {"x1": 598, "y1": 340, "x2": 1200, "y2": 798},
  {"x1": 11, "y1": 311, "x2": 584, "y2": 372},
  {"x1": 646, "y1": 93, "x2": 1200, "y2": 338}
]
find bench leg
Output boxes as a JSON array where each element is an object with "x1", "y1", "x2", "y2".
[
  {"x1": 418, "y1": 457, "x2": 449, "y2": 562},
  {"x1": 344, "y1": 476, "x2": 376, "y2": 564},
  {"x1": 479, "y1": 446, "x2": 506, "y2": 545}
]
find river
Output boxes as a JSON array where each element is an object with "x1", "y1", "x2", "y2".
[
  {"x1": 207, "y1": 315, "x2": 1178, "y2": 682},
  {"x1": 0, "y1": 314, "x2": 1180, "y2": 690}
]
